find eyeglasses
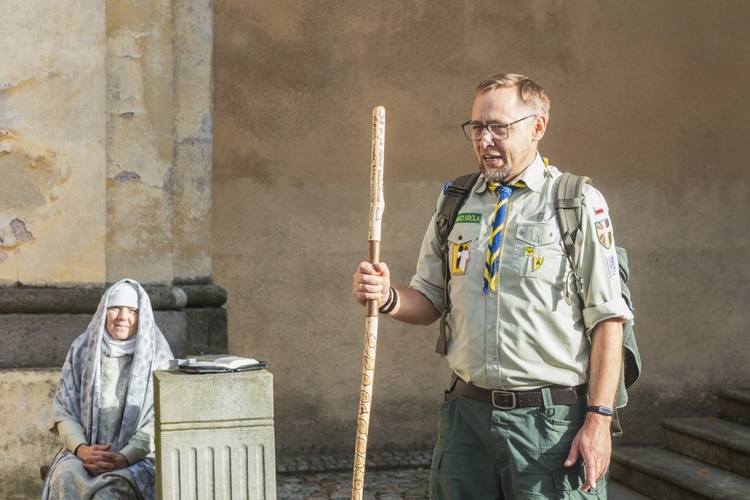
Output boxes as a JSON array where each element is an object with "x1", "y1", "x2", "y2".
[{"x1": 460, "y1": 115, "x2": 535, "y2": 141}]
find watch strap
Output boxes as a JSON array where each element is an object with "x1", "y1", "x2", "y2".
[{"x1": 585, "y1": 405, "x2": 614, "y2": 416}]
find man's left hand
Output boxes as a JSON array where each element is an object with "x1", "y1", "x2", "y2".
[{"x1": 563, "y1": 412, "x2": 612, "y2": 492}]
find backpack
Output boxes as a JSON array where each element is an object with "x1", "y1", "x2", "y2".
[{"x1": 434, "y1": 170, "x2": 641, "y2": 435}]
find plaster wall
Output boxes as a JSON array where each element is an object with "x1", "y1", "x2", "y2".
[
  {"x1": 0, "y1": 369, "x2": 60, "y2": 495},
  {"x1": 0, "y1": 0, "x2": 106, "y2": 283},
  {"x1": 213, "y1": 0, "x2": 750, "y2": 456},
  {"x1": 0, "y1": 0, "x2": 213, "y2": 286}
]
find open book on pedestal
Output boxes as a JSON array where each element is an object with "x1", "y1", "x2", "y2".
[{"x1": 175, "y1": 356, "x2": 268, "y2": 374}]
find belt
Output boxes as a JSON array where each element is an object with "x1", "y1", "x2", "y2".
[{"x1": 452, "y1": 379, "x2": 587, "y2": 410}]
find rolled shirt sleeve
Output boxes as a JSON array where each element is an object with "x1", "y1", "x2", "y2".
[{"x1": 577, "y1": 185, "x2": 633, "y2": 333}]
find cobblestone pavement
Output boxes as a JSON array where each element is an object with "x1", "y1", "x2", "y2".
[
  {"x1": 275, "y1": 450, "x2": 650, "y2": 499},
  {"x1": 276, "y1": 450, "x2": 431, "y2": 499},
  {"x1": 277, "y1": 467, "x2": 430, "y2": 499}
]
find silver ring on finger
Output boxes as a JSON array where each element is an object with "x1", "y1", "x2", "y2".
[{"x1": 359, "y1": 283, "x2": 364, "y2": 291}]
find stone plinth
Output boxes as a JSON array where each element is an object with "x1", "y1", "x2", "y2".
[{"x1": 154, "y1": 368, "x2": 276, "y2": 500}]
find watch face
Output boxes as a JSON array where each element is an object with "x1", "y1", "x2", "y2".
[{"x1": 587, "y1": 405, "x2": 613, "y2": 416}]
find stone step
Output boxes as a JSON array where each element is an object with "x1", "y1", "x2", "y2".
[
  {"x1": 611, "y1": 445, "x2": 750, "y2": 499},
  {"x1": 662, "y1": 417, "x2": 750, "y2": 477},
  {"x1": 717, "y1": 388, "x2": 750, "y2": 426},
  {"x1": 609, "y1": 481, "x2": 653, "y2": 499}
]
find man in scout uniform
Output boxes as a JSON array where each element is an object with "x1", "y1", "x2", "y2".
[{"x1": 352, "y1": 73, "x2": 632, "y2": 498}]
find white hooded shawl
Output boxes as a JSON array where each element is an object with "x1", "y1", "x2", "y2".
[{"x1": 42, "y1": 279, "x2": 173, "y2": 499}]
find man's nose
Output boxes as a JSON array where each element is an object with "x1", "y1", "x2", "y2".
[{"x1": 479, "y1": 128, "x2": 494, "y2": 147}]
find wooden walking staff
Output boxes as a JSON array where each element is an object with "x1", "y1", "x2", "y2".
[{"x1": 352, "y1": 106, "x2": 386, "y2": 500}]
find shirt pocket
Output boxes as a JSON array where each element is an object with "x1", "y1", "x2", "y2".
[
  {"x1": 447, "y1": 223, "x2": 482, "y2": 277},
  {"x1": 512, "y1": 221, "x2": 563, "y2": 281}
]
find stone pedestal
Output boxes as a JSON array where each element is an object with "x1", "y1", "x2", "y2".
[{"x1": 154, "y1": 368, "x2": 276, "y2": 500}]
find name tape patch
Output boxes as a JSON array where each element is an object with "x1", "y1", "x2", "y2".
[{"x1": 455, "y1": 213, "x2": 481, "y2": 224}]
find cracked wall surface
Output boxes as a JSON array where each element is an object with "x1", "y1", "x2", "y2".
[
  {"x1": 0, "y1": 0, "x2": 213, "y2": 286},
  {"x1": 0, "y1": 0, "x2": 106, "y2": 284}
]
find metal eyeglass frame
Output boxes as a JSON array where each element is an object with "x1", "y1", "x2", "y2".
[{"x1": 460, "y1": 115, "x2": 535, "y2": 141}]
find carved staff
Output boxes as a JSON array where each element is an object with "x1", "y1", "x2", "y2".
[{"x1": 352, "y1": 106, "x2": 385, "y2": 500}]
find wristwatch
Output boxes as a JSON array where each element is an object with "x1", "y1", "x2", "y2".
[{"x1": 585, "y1": 405, "x2": 614, "y2": 417}]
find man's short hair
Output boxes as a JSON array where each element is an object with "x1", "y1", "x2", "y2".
[{"x1": 475, "y1": 73, "x2": 550, "y2": 118}]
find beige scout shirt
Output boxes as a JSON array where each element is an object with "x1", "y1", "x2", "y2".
[{"x1": 410, "y1": 154, "x2": 633, "y2": 391}]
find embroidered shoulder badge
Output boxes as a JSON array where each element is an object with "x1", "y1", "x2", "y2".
[{"x1": 596, "y1": 218, "x2": 613, "y2": 249}]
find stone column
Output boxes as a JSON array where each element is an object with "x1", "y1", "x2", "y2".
[{"x1": 0, "y1": 0, "x2": 220, "y2": 496}]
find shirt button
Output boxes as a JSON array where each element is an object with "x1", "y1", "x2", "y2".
[
  {"x1": 490, "y1": 293, "x2": 495, "y2": 298},
  {"x1": 489, "y1": 357, "x2": 495, "y2": 363},
  {"x1": 489, "y1": 326, "x2": 494, "y2": 331}
]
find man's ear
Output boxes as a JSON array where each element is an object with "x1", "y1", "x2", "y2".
[{"x1": 532, "y1": 115, "x2": 547, "y2": 142}]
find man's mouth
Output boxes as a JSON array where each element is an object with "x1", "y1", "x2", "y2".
[{"x1": 483, "y1": 154, "x2": 503, "y2": 165}]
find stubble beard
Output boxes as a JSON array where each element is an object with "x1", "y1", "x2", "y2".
[{"x1": 480, "y1": 163, "x2": 513, "y2": 184}]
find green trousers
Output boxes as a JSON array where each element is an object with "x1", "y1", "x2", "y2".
[{"x1": 429, "y1": 389, "x2": 608, "y2": 499}]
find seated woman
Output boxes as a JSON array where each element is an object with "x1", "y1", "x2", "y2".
[{"x1": 42, "y1": 279, "x2": 173, "y2": 500}]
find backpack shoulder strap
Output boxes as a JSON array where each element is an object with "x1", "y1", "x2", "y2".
[
  {"x1": 434, "y1": 171, "x2": 480, "y2": 356},
  {"x1": 555, "y1": 173, "x2": 591, "y2": 294},
  {"x1": 436, "y1": 172, "x2": 481, "y2": 251}
]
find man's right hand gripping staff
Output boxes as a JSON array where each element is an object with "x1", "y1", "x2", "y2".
[{"x1": 353, "y1": 261, "x2": 440, "y2": 325}]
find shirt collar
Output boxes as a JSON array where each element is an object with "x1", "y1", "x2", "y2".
[{"x1": 515, "y1": 153, "x2": 548, "y2": 192}]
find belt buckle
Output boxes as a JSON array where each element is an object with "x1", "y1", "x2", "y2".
[{"x1": 491, "y1": 390, "x2": 517, "y2": 410}]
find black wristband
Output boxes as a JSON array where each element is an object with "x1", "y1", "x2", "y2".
[
  {"x1": 379, "y1": 287, "x2": 399, "y2": 314},
  {"x1": 585, "y1": 405, "x2": 614, "y2": 417},
  {"x1": 378, "y1": 287, "x2": 394, "y2": 312}
]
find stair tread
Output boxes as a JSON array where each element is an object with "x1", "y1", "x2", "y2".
[
  {"x1": 662, "y1": 417, "x2": 750, "y2": 453},
  {"x1": 609, "y1": 481, "x2": 652, "y2": 499},
  {"x1": 717, "y1": 388, "x2": 750, "y2": 406},
  {"x1": 612, "y1": 446, "x2": 750, "y2": 498}
]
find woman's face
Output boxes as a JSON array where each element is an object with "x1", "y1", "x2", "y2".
[{"x1": 106, "y1": 306, "x2": 139, "y2": 340}]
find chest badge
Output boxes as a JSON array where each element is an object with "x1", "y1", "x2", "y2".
[
  {"x1": 525, "y1": 246, "x2": 544, "y2": 272},
  {"x1": 532, "y1": 256, "x2": 544, "y2": 272},
  {"x1": 451, "y1": 244, "x2": 471, "y2": 276}
]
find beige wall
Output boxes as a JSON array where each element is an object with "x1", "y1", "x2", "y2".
[
  {"x1": 213, "y1": 0, "x2": 750, "y2": 455},
  {"x1": 1, "y1": 0, "x2": 106, "y2": 283},
  {"x1": 0, "y1": 0, "x2": 213, "y2": 286}
]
